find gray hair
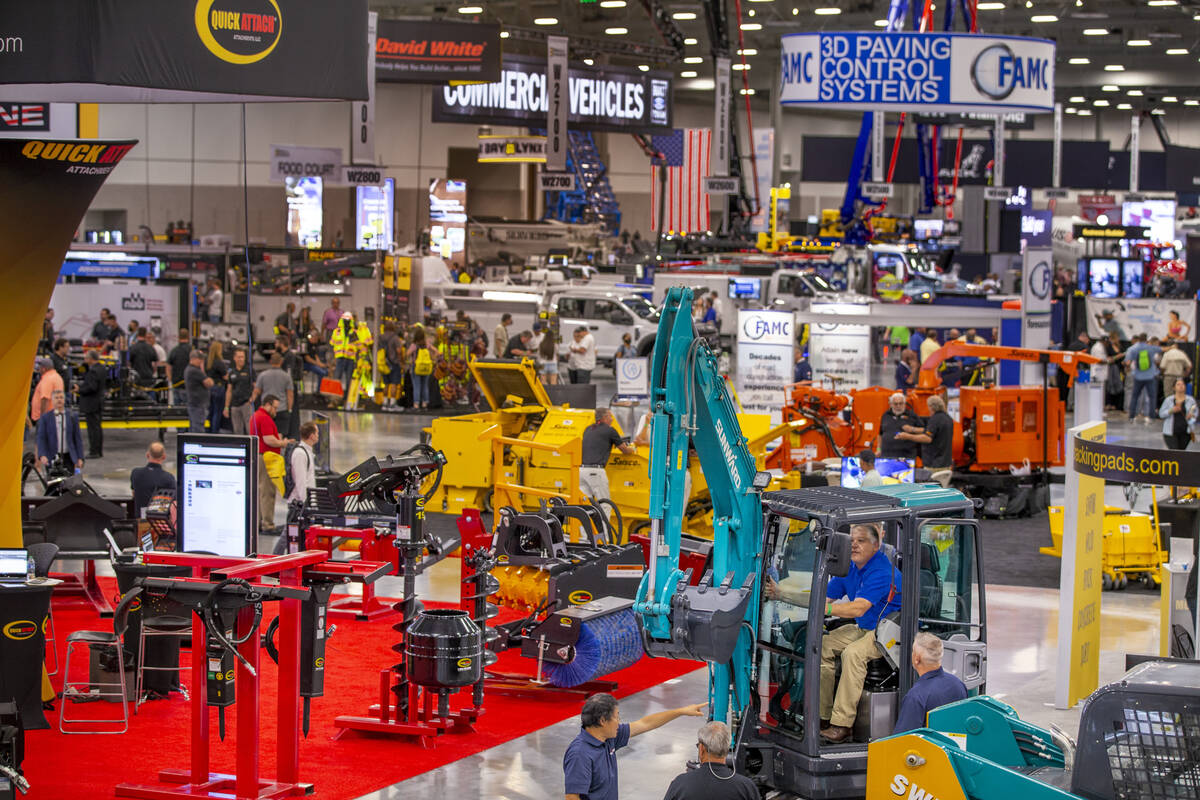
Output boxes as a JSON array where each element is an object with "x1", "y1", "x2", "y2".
[
  {"x1": 889, "y1": 392, "x2": 906, "y2": 404},
  {"x1": 850, "y1": 523, "x2": 881, "y2": 544},
  {"x1": 927, "y1": 395, "x2": 946, "y2": 413},
  {"x1": 189, "y1": 349, "x2": 205, "y2": 361},
  {"x1": 913, "y1": 632, "x2": 943, "y2": 665},
  {"x1": 697, "y1": 720, "x2": 731, "y2": 758}
]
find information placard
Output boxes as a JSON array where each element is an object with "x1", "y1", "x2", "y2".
[
  {"x1": 807, "y1": 304, "x2": 872, "y2": 390},
  {"x1": 736, "y1": 310, "x2": 794, "y2": 423}
]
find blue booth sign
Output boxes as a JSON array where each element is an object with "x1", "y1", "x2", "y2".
[{"x1": 780, "y1": 32, "x2": 1055, "y2": 114}]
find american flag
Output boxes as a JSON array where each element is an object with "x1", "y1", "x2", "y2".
[{"x1": 650, "y1": 128, "x2": 711, "y2": 233}]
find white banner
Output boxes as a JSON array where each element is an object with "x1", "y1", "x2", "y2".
[
  {"x1": 713, "y1": 57, "x2": 730, "y2": 177},
  {"x1": 780, "y1": 32, "x2": 1055, "y2": 114},
  {"x1": 269, "y1": 144, "x2": 343, "y2": 182},
  {"x1": 546, "y1": 36, "x2": 569, "y2": 172},
  {"x1": 350, "y1": 12, "x2": 377, "y2": 166},
  {"x1": 616, "y1": 357, "x2": 649, "y2": 397},
  {"x1": 1022, "y1": 245, "x2": 1053, "y2": 384},
  {"x1": 736, "y1": 310, "x2": 794, "y2": 423},
  {"x1": 808, "y1": 304, "x2": 872, "y2": 390},
  {"x1": 50, "y1": 282, "x2": 181, "y2": 349},
  {"x1": 1084, "y1": 298, "x2": 1198, "y2": 341}
]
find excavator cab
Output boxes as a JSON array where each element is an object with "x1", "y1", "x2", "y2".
[{"x1": 737, "y1": 485, "x2": 986, "y2": 800}]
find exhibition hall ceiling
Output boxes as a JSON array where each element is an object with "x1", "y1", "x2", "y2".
[{"x1": 373, "y1": 1, "x2": 1200, "y2": 110}]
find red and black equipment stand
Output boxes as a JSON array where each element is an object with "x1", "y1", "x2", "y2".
[
  {"x1": 299, "y1": 518, "x2": 398, "y2": 621},
  {"x1": 113, "y1": 550, "x2": 388, "y2": 800}
]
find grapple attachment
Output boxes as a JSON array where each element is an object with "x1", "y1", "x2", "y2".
[{"x1": 642, "y1": 569, "x2": 755, "y2": 664}]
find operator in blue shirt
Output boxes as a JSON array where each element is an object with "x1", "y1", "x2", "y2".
[
  {"x1": 563, "y1": 692, "x2": 706, "y2": 800},
  {"x1": 893, "y1": 632, "x2": 968, "y2": 733},
  {"x1": 819, "y1": 522, "x2": 902, "y2": 744}
]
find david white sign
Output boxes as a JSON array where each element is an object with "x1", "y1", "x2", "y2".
[
  {"x1": 269, "y1": 145, "x2": 343, "y2": 182},
  {"x1": 780, "y1": 33, "x2": 1055, "y2": 114},
  {"x1": 737, "y1": 310, "x2": 794, "y2": 423}
]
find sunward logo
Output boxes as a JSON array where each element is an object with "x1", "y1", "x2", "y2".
[
  {"x1": 195, "y1": 0, "x2": 282, "y2": 65},
  {"x1": 970, "y1": 43, "x2": 1049, "y2": 101}
]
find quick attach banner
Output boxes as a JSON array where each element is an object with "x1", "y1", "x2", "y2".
[
  {"x1": 0, "y1": 1, "x2": 368, "y2": 102},
  {"x1": 780, "y1": 32, "x2": 1055, "y2": 114},
  {"x1": 0, "y1": 138, "x2": 134, "y2": 546},
  {"x1": 1073, "y1": 434, "x2": 1199, "y2": 487},
  {"x1": 375, "y1": 19, "x2": 500, "y2": 83},
  {"x1": 1083, "y1": 298, "x2": 1196, "y2": 342},
  {"x1": 433, "y1": 55, "x2": 673, "y2": 134}
]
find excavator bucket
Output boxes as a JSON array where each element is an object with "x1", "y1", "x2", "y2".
[{"x1": 642, "y1": 569, "x2": 755, "y2": 664}]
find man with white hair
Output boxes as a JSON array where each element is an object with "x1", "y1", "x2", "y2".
[
  {"x1": 879, "y1": 393, "x2": 923, "y2": 460},
  {"x1": 662, "y1": 721, "x2": 758, "y2": 800},
  {"x1": 892, "y1": 632, "x2": 968, "y2": 734},
  {"x1": 901, "y1": 395, "x2": 955, "y2": 470}
]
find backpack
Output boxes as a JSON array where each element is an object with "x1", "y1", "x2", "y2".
[
  {"x1": 414, "y1": 347, "x2": 433, "y2": 376},
  {"x1": 376, "y1": 348, "x2": 390, "y2": 375},
  {"x1": 282, "y1": 442, "x2": 310, "y2": 501},
  {"x1": 1138, "y1": 347, "x2": 1151, "y2": 372}
]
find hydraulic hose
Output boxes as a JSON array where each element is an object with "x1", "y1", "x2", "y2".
[{"x1": 202, "y1": 577, "x2": 264, "y2": 677}]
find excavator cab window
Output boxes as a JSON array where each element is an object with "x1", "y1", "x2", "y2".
[{"x1": 917, "y1": 519, "x2": 987, "y2": 692}]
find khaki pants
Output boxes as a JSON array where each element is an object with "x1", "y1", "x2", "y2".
[
  {"x1": 258, "y1": 452, "x2": 277, "y2": 530},
  {"x1": 820, "y1": 623, "x2": 884, "y2": 728},
  {"x1": 578, "y1": 467, "x2": 611, "y2": 502}
]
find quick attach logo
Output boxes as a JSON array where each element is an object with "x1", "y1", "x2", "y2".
[
  {"x1": 3, "y1": 620, "x2": 38, "y2": 641},
  {"x1": 456, "y1": 657, "x2": 473, "y2": 669},
  {"x1": 567, "y1": 590, "x2": 593, "y2": 605},
  {"x1": 195, "y1": 0, "x2": 282, "y2": 65},
  {"x1": 21, "y1": 141, "x2": 135, "y2": 174}
]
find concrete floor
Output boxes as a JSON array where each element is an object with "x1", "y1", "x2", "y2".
[{"x1": 50, "y1": 369, "x2": 1187, "y2": 800}]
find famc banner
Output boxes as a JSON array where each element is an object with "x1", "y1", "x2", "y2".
[
  {"x1": 0, "y1": 138, "x2": 134, "y2": 546},
  {"x1": 780, "y1": 32, "x2": 1055, "y2": 114}
]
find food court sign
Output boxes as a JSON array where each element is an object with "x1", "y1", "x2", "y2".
[{"x1": 779, "y1": 33, "x2": 1055, "y2": 113}]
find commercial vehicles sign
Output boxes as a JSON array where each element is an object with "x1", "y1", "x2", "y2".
[
  {"x1": 432, "y1": 55, "x2": 672, "y2": 134},
  {"x1": 780, "y1": 33, "x2": 1055, "y2": 114}
]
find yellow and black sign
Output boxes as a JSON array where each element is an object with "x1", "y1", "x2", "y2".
[
  {"x1": 195, "y1": 0, "x2": 283, "y2": 65},
  {"x1": 567, "y1": 590, "x2": 593, "y2": 605},
  {"x1": 314, "y1": 657, "x2": 325, "y2": 669},
  {"x1": 456, "y1": 656, "x2": 473, "y2": 669},
  {"x1": 1073, "y1": 223, "x2": 1149, "y2": 240},
  {"x1": 477, "y1": 135, "x2": 546, "y2": 164},
  {"x1": 4, "y1": 620, "x2": 38, "y2": 641},
  {"x1": 1074, "y1": 436, "x2": 1192, "y2": 486}
]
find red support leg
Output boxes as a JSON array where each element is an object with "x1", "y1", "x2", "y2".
[
  {"x1": 235, "y1": 605, "x2": 260, "y2": 799},
  {"x1": 275, "y1": 570, "x2": 302, "y2": 786}
]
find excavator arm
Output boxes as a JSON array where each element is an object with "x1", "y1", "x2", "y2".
[
  {"x1": 635, "y1": 286, "x2": 771, "y2": 722},
  {"x1": 918, "y1": 342, "x2": 1102, "y2": 389}
]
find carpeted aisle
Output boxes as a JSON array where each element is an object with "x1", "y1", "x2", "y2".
[{"x1": 25, "y1": 578, "x2": 702, "y2": 799}]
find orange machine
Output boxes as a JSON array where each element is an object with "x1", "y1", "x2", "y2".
[
  {"x1": 918, "y1": 342, "x2": 1101, "y2": 471},
  {"x1": 765, "y1": 384, "x2": 894, "y2": 471}
]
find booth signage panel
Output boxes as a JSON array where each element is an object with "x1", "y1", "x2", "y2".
[
  {"x1": 50, "y1": 282, "x2": 180, "y2": 348},
  {"x1": 779, "y1": 33, "x2": 1055, "y2": 113},
  {"x1": 807, "y1": 304, "x2": 872, "y2": 390},
  {"x1": 616, "y1": 357, "x2": 649, "y2": 397},
  {"x1": 269, "y1": 145, "x2": 342, "y2": 182},
  {"x1": 1020, "y1": 246, "x2": 1052, "y2": 384},
  {"x1": 736, "y1": 310, "x2": 794, "y2": 423},
  {"x1": 704, "y1": 176, "x2": 739, "y2": 195},
  {"x1": 539, "y1": 172, "x2": 577, "y2": 191},
  {"x1": 913, "y1": 110, "x2": 1034, "y2": 130},
  {"x1": 1073, "y1": 436, "x2": 1200, "y2": 487},
  {"x1": 1072, "y1": 223, "x2": 1147, "y2": 240},
  {"x1": 477, "y1": 135, "x2": 546, "y2": 164},
  {"x1": 546, "y1": 36, "x2": 569, "y2": 172},
  {"x1": 432, "y1": 55, "x2": 673, "y2": 134},
  {"x1": 1083, "y1": 298, "x2": 1195, "y2": 341},
  {"x1": 0, "y1": 0, "x2": 369, "y2": 102},
  {"x1": 1056, "y1": 421, "x2": 1106, "y2": 709},
  {"x1": 341, "y1": 165, "x2": 385, "y2": 186},
  {"x1": 863, "y1": 181, "x2": 893, "y2": 198},
  {"x1": 351, "y1": 11, "x2": 377, "y2": 165},
  {"x1": 375, "y1": 18, "x2": 500, "y2": 83}
]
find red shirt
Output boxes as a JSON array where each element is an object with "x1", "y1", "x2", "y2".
[{"x1": 249, "y1": 408, "x2": 280, "y2": 454}]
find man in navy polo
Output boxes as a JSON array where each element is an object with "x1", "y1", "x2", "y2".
[
  {"x1": 819, "y1": 522, "x2": 902, "y2": 744},
  {"x1": 893, "y1": 633, "x2": 968, "y2": 734},
  {"x1": 563, "y1": 692, "x2": 706, "y2": 800}
]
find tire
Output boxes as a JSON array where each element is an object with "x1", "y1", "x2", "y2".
[
  {"x1": 1102, "y1": 573, "x2": 1113, "y2": 591},
  {"x1": 636, "y1": 335, "x2": 656, "y2": 359},
  {"x1": 1117, "y1": 573, "x2": 1128, "y2": 589}
]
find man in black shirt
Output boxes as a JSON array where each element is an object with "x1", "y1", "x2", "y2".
[
  {"x1": 166, "y1": 328, "x2": 193, "y2": 405},
  {"x1": 503, "y1": 330, "x2": 534, "y2": 359},
  {"x1": 906, "y1": 395, "x2": 955, "y2": 470},
  {"x1": 878, "y1": 393, "x2": 923, "y2": 459},
  {"x1": 130, "y1": 441, "x2": 176, "y2": 517},
  {"x1": 51, "y1": 338, "x2": 71, "y2": 401},
  {"x1": 662, "y1": 721, "x2": 758, "y2": 800},
  {"x1": 579, "y1": 408, "x2": 634, "y2": 502},
  {"x1": 274, "y1": 302, "x2": 296, "y2": 342},
  {"x1": 128, "y1": 328, "x2": 158, "y2": 398},
  {"x1": 90, "y1": 307, "x2": 111, "y2": 341},
  {"x1": 77, "y1": 350, "x2": 108, "y2": 458},
  {"x1": 274, "y1": 336, "x2": 302, "y2": 438},
  {"x1": 224, "y1": 347, "x2": 256, "y2": 434}
]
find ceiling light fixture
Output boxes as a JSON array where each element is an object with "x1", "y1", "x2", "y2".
[
  {"x1": 1147, "y1": 0, "x2": 1178, "y2": 5},
  {"x1": 1082, "y1": 28, "x2": 1108, "y2": 35},
  {"x1": 605, "y1": 27, "x2": 628, "y2": 35},
  {"x1": 1186, "y1": 100, "x2": 1200, "y2": 106},
  {"x1": 684, "y1": 56, "x2": 704, "y2": 64},
  {"x1": 500, "y1": 30, "x2": 509, "y2": 38},
  {"x1": 740, "y1": 88, "x2": 756, "y2": 95},
  {"x1": 1065, "y1": 107, "x2": 1077, "y2": 114},
  {"x1": 681, "y1": 70, "x2": 697, "y2": 78},
  {"x1": 1077, "y1": 109, "x2": 1093, "y2": 116},
  {"x1": 1128, "y1": 89, "x2": 1144, "y2": 96},
  {"x1": 533, "y1": 17, "x2": 558, "y2": 25},
  {"x1": 1117, "y1": 103, "x2": 1132, "y2": 109},
  {"x1": 583, "y1": 58, "x2": 594, "y2": 65},
  {"x1": 684, "y1": 37, "x2": 698, "y2": 45},
  {"x1": 1151, "y1": 108, "x2": 1166, "y2": 114},
  {"x1": 672, "y1": 12, "x2": 698, "y2": 20},
  {"x1": 737, "y1": 48, "x2": 758, "y2": 55},
  {"x1": 1031, "y1": 14, "x2": 1057, "y2": 22},
  {"x1": 1102, "y1": 84, "x2": 1119, "y2": 91},
  {"x1": 792, "y1": 7, "x2": 800, "y2": 14},
  {"x1": 1163, "y1": 95, "x2": 1179, "y2": 102},
  {"x1": 977, "y1": 2, "x2": 1005, "y2": 8},
  {"x1": 599, "y1": 0, "x2": 627, "y2": 7},
  {"x1": 874, "y1": 19, "x2": 889, "y2": 26},
  {"x1": 638, "y1": 65, "x2": 649, "y2": 72},
  {"x1": 1069, "y1": 95, "x2": 1085, "y2": 102},
  {"x1": 1094, "y1": 99, "x2": 1110, "y2": 106},
  {"x1": 814, "y1": 7, "x2": 842, "y2": 14},
  {"x1": 457, "y1": 6, "x2": 483, "y2": 14},
  {"x1": 1126, "y1": 39, "x2": 1152, "y2": 46},
  {"x1": 1104, "y1": 64, "x2": 1125, "y2": 71},
  {"x1": 732, "y1": 63, "x2": 751, "y2": 70},
  {"x1": 1167, "y1": 48, "x2": 1188, "y2": 55},
  {"x1": 1068, "y1": 57, "x2": 1090, "y2": 64},
  {"x1": 740, "y1": 22, "x2": 762, "y2": 30}
]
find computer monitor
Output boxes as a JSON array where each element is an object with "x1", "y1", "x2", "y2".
[
  {"x1": 728, "y1": 277, "x2": 761, "y2": 299},
  {"x1": 840, "y1": 457, "x2": 915, "y2": 488},
  {"x1": 1088, "y1": 258, "x2": 1120, "y2": 298},
  {"x1": 0, "y1": 549, "x2": 27, "y2": 582},
  {"x1": 176, "y1": 434, "x2": 257, "y2": 557},
  {"x1": 1121, "y1": 260, "x2": 1144, "y2": 298},
  {"x1": 914, "y1": 219, "x2": 944, "y2": 240}
]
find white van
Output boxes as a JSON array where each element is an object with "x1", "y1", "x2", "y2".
[{"x1": 548, "y1": 289, "x2": 660, "y2": 362}]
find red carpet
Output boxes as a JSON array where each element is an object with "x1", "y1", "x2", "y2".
[{"x1": 24, "y1": 578, "x2": 703, "y2": 799}]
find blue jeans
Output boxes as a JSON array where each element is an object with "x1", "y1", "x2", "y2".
[
  {"x1": 304, "y1": 362, "x2": 328, "y2": 379},
  {"x1": 208, "y1": 385, "x2": 226, "y2": 432},
  {"x1": 335, "y1": 357, "x2": 355, "y2": 394},
  {"x1": 1130, "y1": 377, "x2": 1156, "y2": 418},
  {"x1": 411, "y1": 370, "x2": 431, "y2": 407}
]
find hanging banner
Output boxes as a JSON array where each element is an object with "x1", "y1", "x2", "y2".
[
  {"x1": 477, "y1": 135, "x2": 546, "y2": 164},
  {"x1": 0, "y1": 138, "x2": 134, "y2": 547},
  {"x1": 375, "y1": 19, "x2": 501, "y2": 83},
  {"x1": 269, "y1": 144, "x2": 343, "y2": 182},
  {"x1": 1020, "y1": 245, "x2": 1052, "y2": 384},
  {"x1": 350, "y1": 11, "x2": 377, "y2": 166},
  {"x1": 546, "y1": 36, "x2": 569, "y2": 172},
  {"x1": 807, "y1": 304, "x2": 872, "y2": 390},
  {"x1": 1056, "y1": 422, "x2": 1106, "y2": 709},
  {"x1": 432, "y1": 54, "x2": 673, "y2": 134},
  {"x1": 780, "y1": 32, "x2": 1055, "y2": 114},
  {"x1": 713, "y1": 57, "x2": 731, "y2": 177},
  {"x1": 749, "y1": 128, "x2": 774, "y2": 233},
  {"x1": 736, "y1": 310, "x2": 795, "y2": 423},
  {"x1": 1083, "y1": 298, "x2": 1196, "y2": 341},
  {"x1": 0, "y1": 1, "x2": 368, "y2": 102}
]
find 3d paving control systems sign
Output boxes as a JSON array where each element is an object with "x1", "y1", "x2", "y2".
[
  {"x1": 433, "y1": 55, "x2": 672, "y2": 134},
  {"x1": 780, "y1": 32, "x2": 1055, "y2": 113}
]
